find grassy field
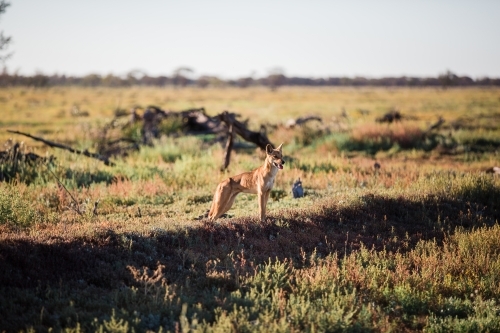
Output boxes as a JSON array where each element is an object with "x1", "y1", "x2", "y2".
[{"x1": 0, "y1": 86, "x2": 499, "y2": 332}]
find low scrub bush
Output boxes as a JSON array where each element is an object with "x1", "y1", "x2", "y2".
[
  {"x1": 293, "y1": 124, "x2": 328, "y2": 146},
  {"x1": 352, "y1": 123, "x2": 424, "y2": 149},
  {"x1": 64, "y1": 168, "x2": 115, "y2": 188},
  {"x1": 0, "y1": 147, "x2": 49, "y2": 185},
  {"x1": 336, "y1": 123, "x2": 456, "y2": 154},
  {"x1": 414, "y1": 172, "x2": 500, "y2": 207},
  {"x1": 137, "y1": 136, "x2": 209, "y2": 164},
  {"x1": 0, "y1": 184, "x2": 45, "y2": 228},
  {"x1": 426, "y1": 298, "x2": 500, "y2": 333},
  {"x1": 454, "y1": 129, "x2": 500, "y2": 153}
]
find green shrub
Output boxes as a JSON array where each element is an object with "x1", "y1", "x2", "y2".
[
  {"x1": 64, "y1": 168, "x2": 114, "y2": 188},
  {"x1": 0, "y1": 185, "x2": 44, "y2": 228},
  {"x1": 450, "y1": 173, "x2": 499, "y2": 205},
  {"x1": 122, "y1": 123, "x2": 143, "y2": 142},
  {"x1": 425, "y1": 298, "x2": 500, "y2": 333},
  {"x1": 293, "y1": 125, "x2": 326, "y2": 146},
  {"x1": 454, "y1": 129, "x2": 500, "y2": 153},
  {"x1": 158, "y1": 116, "x2": 184, "y2": 136}
]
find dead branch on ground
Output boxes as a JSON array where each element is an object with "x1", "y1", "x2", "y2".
[
  {"x1": 376, "y1": 110, "x2": 402, "y2": 123},
  {"x1": 0, "y1": 142, "x2": 49, "y2": 164},
  {"x1": 285, "y1": 115, "x2": 322, "y2": 128},
  {"x1": 7, "y1": 130, "x2": 114, "y2": 166},
  {"x1": 217, "y1": 111, "x2": 274, "y2": 151}
]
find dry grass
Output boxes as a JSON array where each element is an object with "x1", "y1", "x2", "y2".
[{"x1": 352, "y1": 123, "x2": 425, "y2": 149}]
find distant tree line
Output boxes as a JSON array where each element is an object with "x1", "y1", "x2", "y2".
[{"x1": 0, "y1": 69, "x2": 499, "y2": 88}]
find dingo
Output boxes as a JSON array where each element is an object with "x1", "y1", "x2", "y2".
[{"x1": 208, "y1": 143, "x2": 285, "y2": 221}]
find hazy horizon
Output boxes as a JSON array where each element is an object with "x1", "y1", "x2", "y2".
[{"x1": 3, "y1": 1, "x2": 500, "y2": 79}]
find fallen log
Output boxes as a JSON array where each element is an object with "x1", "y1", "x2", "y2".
[
  {"x1": 7, "y1": 130, "x2": 114, "y2": 166},
  {"x1": 0, "y1": 143, "x2": 49, "y2": 164},
  {"x1": 285, "y1": 115, "x2": 322, "y2": 128},
  {"x1": 97, "y1": 138, "x2": 140, "y2": 158},
  {"x1": 180, "y1": 108, "x2": 225, "y2": 134},
  {"x1": 376, "y1": 110, "x2": 402, "y2": 123},
  {"x1": 427, "y1": 117, "x2": 445, "y2": 132},
  {"x1": 422, "y1": 117, "x2": 446, "y2": 139},
  {"x1": 0, "y1": 142, "x2": 54, "y2": 182},
  {"x1": 217, "y1": 111, "x2": 274, "y2": 151}
]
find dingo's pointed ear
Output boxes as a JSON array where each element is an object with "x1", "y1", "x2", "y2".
[
  {"x1": 276, "y1": 143, "x2": 283, "y2": 152},
  {"x1": 266, "y1": 144, "x2": 273, "y2": 155}
]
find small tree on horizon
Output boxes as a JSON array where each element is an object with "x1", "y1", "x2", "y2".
[
  {"x1": 0, "y1": 1, "x2": 11, "y2": 66},
  {"x1": 267, "y1": 67, "x2": 286, "y2": 91},
  {"x1": 438, "y1": 70, "x2": 458, "y2": 89},
  {"x1": 172, "y1": 66, "x2": 194, "y2": 87}
]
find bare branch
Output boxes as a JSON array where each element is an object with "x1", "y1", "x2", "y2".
[{"x1": 7, "y1": 130, "x2": 114, "y2": 166}]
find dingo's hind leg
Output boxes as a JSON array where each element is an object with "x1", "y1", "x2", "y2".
[
  {"x1": 219, "y1": 192, "x2": 238, "y2": 217},
  {"x1": 208, "y1": 184, "x2": 223, "y2": 221},
  {"x1": 208, "y1": 179, "x2": 239, "y2": 221}
]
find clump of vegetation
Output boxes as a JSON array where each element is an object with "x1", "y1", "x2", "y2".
[
  {"x1": 0, "y1": 142, "x2": 49, "y2": 184},
  {"x1": 337, "y1": 123, "x2": 456, "y2": 154},
  {"x1": 352, "y1": 123, "x2": 424, "y2": 148},
  {"x1": 0, "y1": 184, "x2": 45, "y2": 228}
]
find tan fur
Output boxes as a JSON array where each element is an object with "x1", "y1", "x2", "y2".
[{"x1": 208, "y1": 143, "x2": 285, "y2": 222}]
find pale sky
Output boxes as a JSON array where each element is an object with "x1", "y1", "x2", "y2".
[{"x1": 2, "y1": 0, "x2": 500, "y2": 79}]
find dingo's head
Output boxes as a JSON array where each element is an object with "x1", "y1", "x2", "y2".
[{"x1": 266, "y1": 143, "x2": 285, "y2": 170}]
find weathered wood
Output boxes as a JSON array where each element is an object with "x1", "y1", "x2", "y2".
[
  {"x1": 98, "y1": 138, "x2": 140, "y2": 158},
  {"x1": 0, "y1": 143, "x2": 48, "y2": 163},
  {"x1": 427, "y1": 117, "x2": 445, "y2": 132},
  {"x1": 376, "y1": 110, "x2": 402, "y2": 123},
  {"x1": 7, "y1": 130, "x2": 114, "y2": 166},
  {"x1": 180, "y1": 108, "x2": 226, "y2": 134},
  {"x1": 422, "y1": 117, "x2": 446, "y2": 139},
  {"x1": 485, "y1": 166, "x2": 500, "y2": 175},
  {"x1": 217, "y1": 111, "x2": 274, "y2": 150},
  {"x1": 222, "y1": 123, "x2": 234, "y2": 171},
  {"x1": 285, "y1": 115, "x2": 322, "y2": 128}
]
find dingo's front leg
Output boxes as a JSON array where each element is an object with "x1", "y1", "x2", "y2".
[
  {"x1": 258, "y1": 190, "x2": 269, "y2": 222},
  {"x1": 264, "y1": 189, "x2": 271, "y2": 216}
]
